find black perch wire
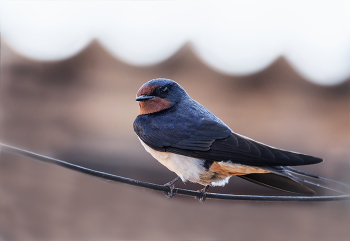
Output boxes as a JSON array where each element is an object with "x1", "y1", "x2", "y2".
[{"x1": 1, "y1": 143, "x2": 349, "y2": 202}]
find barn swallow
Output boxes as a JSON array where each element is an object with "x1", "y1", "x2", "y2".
[{"x1": 133, "y1": 78, "x2": 323, "y2": 202}]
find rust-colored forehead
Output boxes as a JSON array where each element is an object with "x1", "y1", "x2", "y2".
[{"x1": 137, "y1": 84, "x2": 158, "y2": 97}]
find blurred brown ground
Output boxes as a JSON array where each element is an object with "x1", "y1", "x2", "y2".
[{"x1": 1, "y1": 40, "x2": 349, "y2": 240}]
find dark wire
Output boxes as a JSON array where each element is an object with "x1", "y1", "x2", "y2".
[{"x1": 1, "y1": 143, "x2": 349, "y2": 202}]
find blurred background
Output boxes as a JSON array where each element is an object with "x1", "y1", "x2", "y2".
[{"x1": 1, "y1": 1, "x2": 350, "y2": 240}]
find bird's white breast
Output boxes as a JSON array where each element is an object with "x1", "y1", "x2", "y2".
[{"x1": 139, "y1": 138, "x2": 205, "y2": 183}]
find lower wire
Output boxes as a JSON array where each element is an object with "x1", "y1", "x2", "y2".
[{"x1": 1, "y1": 143, "x2": 349, "y2": 202}]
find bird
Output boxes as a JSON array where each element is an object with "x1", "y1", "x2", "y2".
[{"x1": 133, "y1": 78, "x2": 323, "y2": 202}]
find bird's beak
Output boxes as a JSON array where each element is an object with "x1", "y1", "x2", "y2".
[{"x1": 135, "y1": 95, "x2": 155, "y2": 101}]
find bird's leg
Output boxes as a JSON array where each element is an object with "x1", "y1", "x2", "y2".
[
  {"x1": 163, "y1": 176, "x2": 180, "y2": 198},
  {"x1": 196, "y1": 185, "x2": 210, "y2": 203}
]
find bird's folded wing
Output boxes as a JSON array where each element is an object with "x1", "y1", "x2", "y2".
[
  {"x1": 135, "y1": 116, "x2": 322, "y2": 166},
  {"x1": 167, "y1": 120, "x2": 322, "y2": 166}
]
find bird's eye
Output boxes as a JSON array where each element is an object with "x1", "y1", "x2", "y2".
[
  {"x1": 158, "y1": 86, "x2": 169, "y2": 94},
  {"x1": 154, "y1": 85, "x2": 169, "y2": 98}
]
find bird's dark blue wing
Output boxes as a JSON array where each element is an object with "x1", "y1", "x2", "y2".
[
  {"x1": 172, "y1": 118, "x2": 232, "y2": 151},
  {"x1": 166, "y1": 132, "x2": 322, "y2": 166}
]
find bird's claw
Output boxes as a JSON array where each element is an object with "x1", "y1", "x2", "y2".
[
  {"x1": 196, "y1": 192, "x2": 207, "y2": 203},
  {"x1": 195, "y1": 185, "x2": 210, "y2": 203},
  {"x1": 163, "y1": 177, "x2": 180, "y2": 199},
  {"x1": 163, "y1": 186, "x2": 177, "y2": 199}
]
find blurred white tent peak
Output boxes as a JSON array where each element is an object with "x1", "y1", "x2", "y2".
[{"x1": 1, "y1": 0, "x2": 350, "y2": 85}]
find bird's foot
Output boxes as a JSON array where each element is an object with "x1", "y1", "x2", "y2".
[
  {"x1": 196, "y1": 185, "x2": 210, "y2": 203},
  {"x1": 163, "y1": 177, "x2": 180, "y2": 199}
]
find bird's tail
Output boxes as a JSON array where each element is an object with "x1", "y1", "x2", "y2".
[{"x1": 238, "y1": 166, "x2": 348, "y2": 195}]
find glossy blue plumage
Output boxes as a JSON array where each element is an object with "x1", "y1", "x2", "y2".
[{"x1": 133, "y1": 78, "x2": 323, "y2": 167}]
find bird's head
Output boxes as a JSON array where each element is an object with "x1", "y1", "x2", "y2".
[{"x1": 136, "y1": 78, "x2": 189, "y2": 115}]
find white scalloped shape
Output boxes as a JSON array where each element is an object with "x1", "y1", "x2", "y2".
[
  {"x1": 190, "y1": 1, "x2": 284, "y2": 75},
  {"x1": 95, "y1": 1, "x2": 190, "y2": 65},
  {"x1": 283, "y1": 0, "x2": 350, "y2": 85},
  {"x1": 1, "y1": 1, "x2": 93, "y2": 61},
  {"x1": 2, "y1": 0, "x2": 350, "y2": 85}
]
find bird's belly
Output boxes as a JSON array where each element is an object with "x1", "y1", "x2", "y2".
[{"x1": 139, "y1": 138, "x2": 205, "y2": 183}]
